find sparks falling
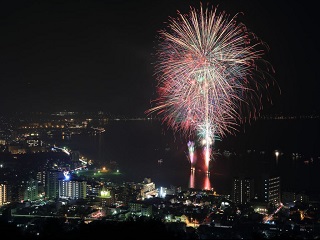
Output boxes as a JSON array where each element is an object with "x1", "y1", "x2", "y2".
[{"x1": 146, "y1": 4, "x2": 275, "y2": 174}]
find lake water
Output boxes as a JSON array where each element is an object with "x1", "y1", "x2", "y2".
[{"x1": 45, "y1": 118, "x2": 320, "y2": 195}]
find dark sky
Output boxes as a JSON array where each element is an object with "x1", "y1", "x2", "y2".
[{"x1": 0, "y1": 0, "x2": 318, "y2": 116}]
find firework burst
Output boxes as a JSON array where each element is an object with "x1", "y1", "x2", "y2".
[{"x1": 146, "y1": 4, "x2": 275, "y2": 173}]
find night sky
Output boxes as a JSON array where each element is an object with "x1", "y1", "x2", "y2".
[{"x1": 0, "y1": 0, "x2": 319, "y2": 116}]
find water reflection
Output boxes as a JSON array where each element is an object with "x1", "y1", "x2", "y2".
[
  {"x1": 188, "y1": 169, "x2": 212, "y2": 190},
  {"x1": 189, "y1": 169, "x2": 195, "y2": 189}
]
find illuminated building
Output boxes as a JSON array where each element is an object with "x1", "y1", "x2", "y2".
[
  {"x1": 263, "y1": 175, "x2": 281, "y2": 206},
  {"x1": 231, "y1": 177, "x2": 254, "y2": 204},
  {"x1": 25, "y1": 135, "x2": 43, "y2": 147},
  {"x1": 87, "y1": 182, "x2": 102, "y2": 196},
  {"x1": 252, "y1": 201, "x2": 268, "y2": 215},
  {"x1": 0, "y1": 182, "x2": 8, "y2": 206},
  {"x1": 136, "y1": 178, "x2": 158, "y2": 200},
  {"x1": 58, "y1": 179, "x2": 87, "y2": 200},
  {"x1": 45, "y1": 170, "x2": 63, "y2": 200},
  {"x1": 23, "y1": 178, "x2": 39, "y2": 201},
  {"x1": 129, "y1": 201, "x2": 153, "y2": 217},
  {"x1": 99, "y1": 186, "x2": 114, "y2": 207},
  {"x1": 37, "y1": 170, "x2": 46, "y2": 186},
  {"x1": 8, "y1": 144, "x2": 26, "y2": 154}
]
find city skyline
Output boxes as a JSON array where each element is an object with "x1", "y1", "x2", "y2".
[{"x1": 0, "y1": 0, "x2": 319, "y2": 116}]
